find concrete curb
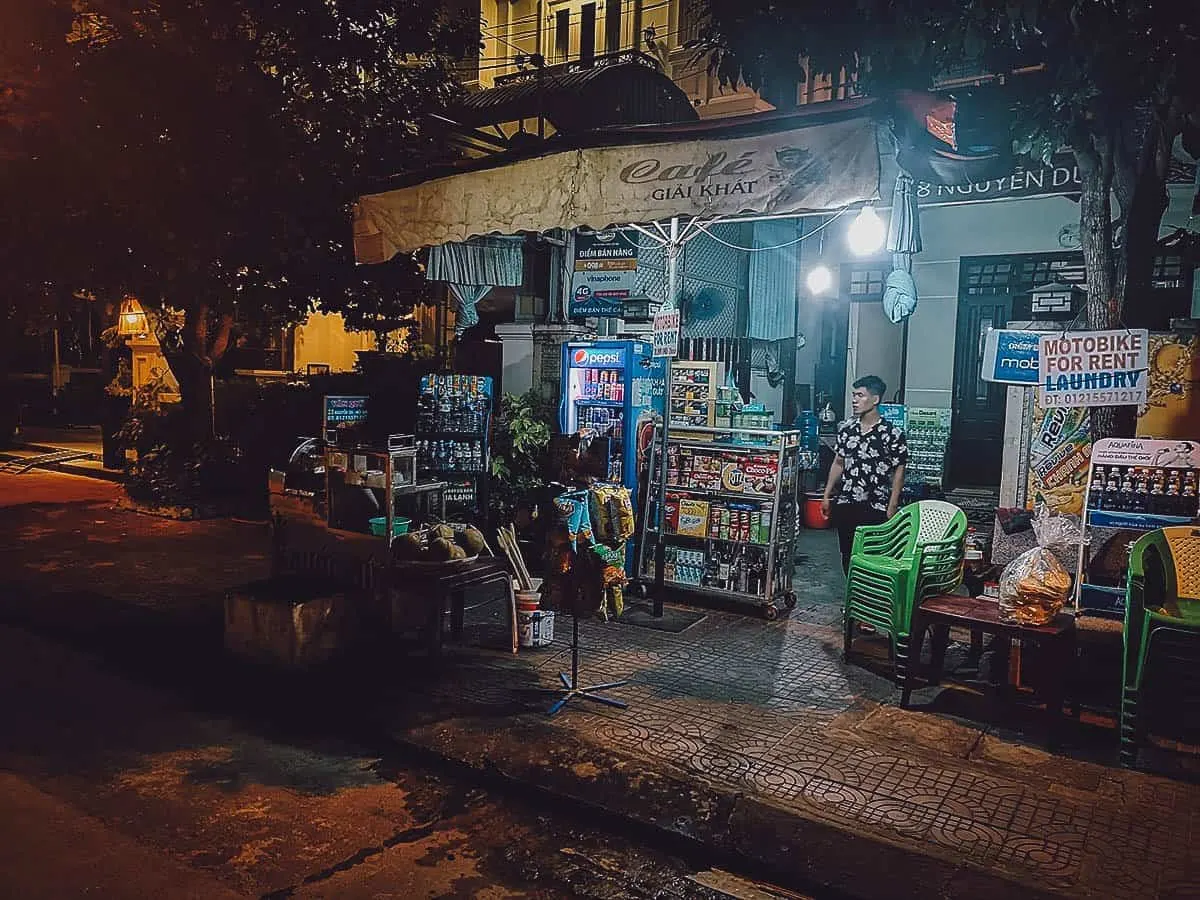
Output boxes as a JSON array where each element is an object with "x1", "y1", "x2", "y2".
[
  {"x1": 385, "y1": 714, "x2": 1066, "y2": 900},
  {"x1": 1, "y1": 445, "x2": 125, "y2": 483}
]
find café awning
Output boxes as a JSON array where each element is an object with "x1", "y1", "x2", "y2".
[{"x1": 352, "y1": 99, "x2": 882, "y2": 264}]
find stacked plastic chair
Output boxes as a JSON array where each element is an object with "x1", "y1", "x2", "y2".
[
  {"x1": 843, "y1": 500, "x2": 968, "y2": 687},
  {"x1": 1120, "y1": 526, "x2": 1200, "y2": 768}
]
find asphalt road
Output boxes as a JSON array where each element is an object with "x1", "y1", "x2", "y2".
[{"x1": 0, "y1": 471, "x2": 800, "y2": 900}]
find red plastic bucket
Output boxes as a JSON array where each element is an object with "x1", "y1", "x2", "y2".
[{"x1": 803, "y1": 495, "x2": 831, "y2": 529}]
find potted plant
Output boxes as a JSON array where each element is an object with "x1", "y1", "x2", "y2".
[{"x1": 489, "y1": 391, "x2": 554, "y2": 563}]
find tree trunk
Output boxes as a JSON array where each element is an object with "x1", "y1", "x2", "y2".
[{"x1": 167, "y1": 302, "x2": 234, "y2": 443}]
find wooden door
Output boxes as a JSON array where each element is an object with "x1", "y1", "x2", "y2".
[{"x1": 949, "y1": 293, "x2": 1011, "y2": 486}]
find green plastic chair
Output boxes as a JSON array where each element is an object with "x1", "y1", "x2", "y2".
[
  {"x1": 843, "y1": 500, "x2": 967, "y2": 686},
  {"x1": 1120, "y1": 526, "x2": 1200, "y2": 768}
]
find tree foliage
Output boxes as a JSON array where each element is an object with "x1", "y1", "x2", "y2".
[
  {"x1": 699, "y1": 0, "x2": 1200, "y2": 436},
  {"x1": 0, "y1": 0, "x2": 476, "y2": 431}
]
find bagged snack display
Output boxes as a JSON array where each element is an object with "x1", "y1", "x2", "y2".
[
  {"x1": 998, "y1": 506, "x2": 1086, "y2": 625},
  {"x1": 588, "y1": 484, "x2": 635, "y2": 543}
]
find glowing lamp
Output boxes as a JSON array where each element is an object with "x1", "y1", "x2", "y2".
[
  {"x1": 117, "y1": 296, "x2": 148, "y2": 336},
  {"x1": 847, "y1": 205, "x2": 886, "y2": 257},
  {"x1": 806, "y1": 265, "x2": 833, "y2": 296}
]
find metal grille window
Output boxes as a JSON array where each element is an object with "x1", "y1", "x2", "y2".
[
  {"x1": 963, "y1": 252, "x2": 1188, "y2": 297},
  {"x1": 844, "y1": 264, "x2": 887, "y2": 301}
]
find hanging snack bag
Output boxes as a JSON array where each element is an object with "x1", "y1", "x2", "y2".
[
  {"x1": 997, "y1": 506, "x2": 1084, "y2": 625},
  {"x1": 552, "y1": 489, "x2": 593, "y2": 550},
  {"x1": 589, "y1": 484, "x2": 635, "y2": 543}
]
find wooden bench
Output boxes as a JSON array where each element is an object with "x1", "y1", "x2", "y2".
[{"x1": 906, "y1": 594, "x2": 1077, "y2": 742}]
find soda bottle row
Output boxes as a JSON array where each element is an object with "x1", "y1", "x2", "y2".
[
  {"x1": 417, "y1": 438, "x2": 484, "y2": 474},
  {"x1": 1089, "y1": 465, "x2": 1198, "y2": 517},
  {"x1": 578, "y1": 405, "x2": 623, "y2": 442},
  {"x1": 581, "y1": 368, "x2": 624, "y2": 402},
  {"x1": 423, "y1": 374, "x2": 490, "y2": 399},
  {"x1": 703, "y1": 545, "x2": 769, "y2": 596},
  {"x1": 417, "y1": 396, "x2": 488, "y2": 434}
]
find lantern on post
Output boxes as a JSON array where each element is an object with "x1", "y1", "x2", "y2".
[
  {"x1": 1026, "y1": 281, "x2": 1084, "y2": 318},
  {"x1": 117, "y1": 296, "x2": 149, "y2": 336}
]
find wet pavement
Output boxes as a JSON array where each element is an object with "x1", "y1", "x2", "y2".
[{"x1": 1, "y1": 473, "x2": 1198, "y2": 899}]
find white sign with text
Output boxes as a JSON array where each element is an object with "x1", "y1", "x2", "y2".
[{"x1": 1038, "y1": 329, "x2": 1149, "y2": 408}]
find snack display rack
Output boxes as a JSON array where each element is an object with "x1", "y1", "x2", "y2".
[
  {"x1": 415, "y1": 375, "x2": 493, "y2": 522},
  {"x1": 1075, "y1": 437, "x2": 1200, "y2": 613},
  {"x1": 635, "y1": 425, "x2": 801, "y2": 619}
]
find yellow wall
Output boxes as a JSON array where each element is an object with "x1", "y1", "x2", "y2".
[{"x1": 292, "y1": 312, "x2": 379, "y2": 373}]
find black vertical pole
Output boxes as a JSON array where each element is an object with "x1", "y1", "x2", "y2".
[{"x1": 571, "y1": 615, "x2": 580, "y2": 689}]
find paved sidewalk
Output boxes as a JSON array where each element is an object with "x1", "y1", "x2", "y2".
[{"x1": 1, "y1": 493, "x2": 1198, "y2": 900}]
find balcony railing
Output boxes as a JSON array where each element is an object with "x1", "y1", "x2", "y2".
[{"x1": 494, "y1": 50, "x2": 662, "y2": 86}]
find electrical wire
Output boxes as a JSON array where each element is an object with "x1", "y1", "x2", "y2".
[{"x1": 691, "y1": 209, "x2": 850, "y2": 253}]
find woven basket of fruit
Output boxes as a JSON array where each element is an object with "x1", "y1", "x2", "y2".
[{"x1": 390, "y1": 523, "x2": 490, "y2": 567}]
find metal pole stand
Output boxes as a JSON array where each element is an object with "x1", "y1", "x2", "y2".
[{"x1": 535, "y1": 615, "x2": 628, "y2": 716}]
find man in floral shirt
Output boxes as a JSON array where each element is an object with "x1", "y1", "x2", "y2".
[{"x1": 821, "y1": 375, "x2": 908, "y2": 573}]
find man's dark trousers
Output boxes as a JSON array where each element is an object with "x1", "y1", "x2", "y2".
[{"x1": 834, "y1": 501, "x2": 888, "y2": 573}]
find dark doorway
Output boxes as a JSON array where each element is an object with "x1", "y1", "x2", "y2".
[
  {"x1": 815, "y1": 296, "x2": 850, "y2": 422},
  {"x1": 604, "y1": 0, "x2": 621, "y2": 53},
  {"x1": 949, "y1": 290, "x2": 1011, "y2": 485}
]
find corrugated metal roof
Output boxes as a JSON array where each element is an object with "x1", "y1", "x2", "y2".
[{"x1": 451, "y1": 61, "x2": 698, "y2": 132}]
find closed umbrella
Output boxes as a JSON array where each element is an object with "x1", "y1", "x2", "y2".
[{"x1": 883, "y1": 172, "x2": 921, "y2": 324}]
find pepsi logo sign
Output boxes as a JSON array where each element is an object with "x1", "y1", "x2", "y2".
[{"x1": 573, "y1": 349, "x2": 588, "y2": 365}]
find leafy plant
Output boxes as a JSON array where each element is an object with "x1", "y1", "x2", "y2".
[{"x1": 490, "y1": 391, "x2": 555, "y2": 530}]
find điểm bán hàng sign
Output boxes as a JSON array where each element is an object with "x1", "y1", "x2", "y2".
[
  {"x1": 569, "y1": 230, "x2": 639, "y2": 318},
  {"x1": 1038, "y1": 329, "x2": 1149, "y2": 408}
]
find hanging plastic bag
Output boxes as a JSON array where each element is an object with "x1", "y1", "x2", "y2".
[{"x1": 997, "y1": 506, "x2": 1086, "y2": 625}]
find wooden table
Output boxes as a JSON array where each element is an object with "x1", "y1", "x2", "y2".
[{"x1": 906, "y1": 594, "x2": 1077, "y2": 741}]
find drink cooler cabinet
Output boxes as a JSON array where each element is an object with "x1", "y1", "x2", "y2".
[
  {"x1": 559, "y1": 340, "x2": 667, "y2": 530},
  {"x1": 634, "y1": 426, "x2": 801, "y2": 620}
]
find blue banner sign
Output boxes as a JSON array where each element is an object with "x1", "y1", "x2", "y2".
[{"x1": 980, "y1": 329, "x2": 1040, "y2": 385}]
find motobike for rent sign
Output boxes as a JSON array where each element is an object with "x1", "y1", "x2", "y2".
[{"x1": 1038, "y1": 329, "x2": 1149, "y2": 408}]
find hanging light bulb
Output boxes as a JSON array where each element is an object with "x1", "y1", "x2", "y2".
[
  {"x1": 805, "y1": 265, "x2": 833, "y2": 296},
  {"x1": 847, "y1": 205, "x2": 886, "y2": 257}
]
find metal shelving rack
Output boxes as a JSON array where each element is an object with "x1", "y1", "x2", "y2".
[
  {"x1": 633, "y1": 425, "x2": 801, "y2": 619},
  {"x1": 415, "y1": 375, "x2": 493, "y2": 523}
]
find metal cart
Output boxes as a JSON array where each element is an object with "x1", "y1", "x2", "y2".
[{"x1": 633, "y1": 425, "x2": 801, "y2": 619}]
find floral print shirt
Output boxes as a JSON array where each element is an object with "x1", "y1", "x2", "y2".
[{"x1": 834, "y1": 417, "x2": 909, "y2": 512}]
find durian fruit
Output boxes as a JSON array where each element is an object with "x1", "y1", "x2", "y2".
[
  {"x1": 447, "y1": 543, "x2": 468, "y2": 560},
  {"x1": 429, "y1": 537, "x2": 456, "y2": 561},
  {"x1": 456, "y1": 526, "x2": 487, "y2": 556},
  {"x1": 431, "y1": 524, "x2": 456, "y2": 542},
  {"x1": 393, "y1": 532, "x2": 425, "y2": 561}
]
